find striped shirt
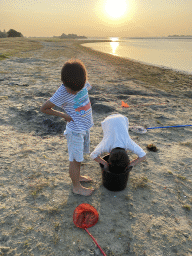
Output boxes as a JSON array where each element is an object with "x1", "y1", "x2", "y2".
[{"x1": 50, "y1": 82, "x2": 94, "y2": 133}]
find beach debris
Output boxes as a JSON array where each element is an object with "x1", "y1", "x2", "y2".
[
  {"x1": 129, "y1": 126, "x2": 147, "y2": 134},
  {"x1": 147, "y1": 144, "x2": 158, "y2": 152},
  {"x1": 121, "y1": 101, "x2": 130, "y2": 107}
]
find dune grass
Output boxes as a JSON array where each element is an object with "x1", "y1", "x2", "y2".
[{"x1": 0, "y1": 37, "x2": 42, "y2": 60}]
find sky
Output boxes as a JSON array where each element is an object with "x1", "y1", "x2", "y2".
[{"x1": 0, "y1": 0, "x2": 192, "y2": 38}]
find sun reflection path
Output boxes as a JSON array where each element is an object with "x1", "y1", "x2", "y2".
[{"x1": 110, "y1": 41, "x2": 119, "y2": 55}]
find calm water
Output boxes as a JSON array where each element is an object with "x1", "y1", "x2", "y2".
[{"x1": 83, "y1": 38, "x2": 192, "y2": 74}]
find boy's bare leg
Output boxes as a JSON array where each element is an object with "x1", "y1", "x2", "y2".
[{"x1": 69, "y1": 160, "x2": 94, "y2": 196}]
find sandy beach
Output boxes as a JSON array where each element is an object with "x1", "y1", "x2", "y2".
[{"x1": 0, "y1": 38, "x2": 192, "y2": 256}]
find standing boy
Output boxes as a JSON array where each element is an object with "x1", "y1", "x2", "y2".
[{"x1": 40, "y1": 59, "x2": 94, "y2": 196}]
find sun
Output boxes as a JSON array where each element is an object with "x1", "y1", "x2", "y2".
[{"x1": 105, "y1": 0, "x2": 127, "y2": 19}]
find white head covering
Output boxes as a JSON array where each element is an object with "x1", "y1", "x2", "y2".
[
  {"x1": 101, "y1": 114, "x2": 129, "y2": 151},
  {"x1": 90, "y1": 114, "x2": 146, "y2": 159}
]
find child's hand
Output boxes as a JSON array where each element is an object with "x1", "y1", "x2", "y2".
[
  {"x1": 103, "y1": 161, "x2": 109, "y2": 169},
  {"x1": 40, "y1": 101, "x2": 73, "y2": 122},
  {"x1": 129, "y1": 155, "x2": 146, "y2": 167},
  {"x1": 63, "y1": 114, "x2": 73, "y2": 122},
  {"x1": 94, "y1": 156, "x2": 109, "y2": 169}
]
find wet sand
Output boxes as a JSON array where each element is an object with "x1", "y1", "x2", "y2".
[{"x1": 0, "y1": 39, "x2": 192, "y2": 256}]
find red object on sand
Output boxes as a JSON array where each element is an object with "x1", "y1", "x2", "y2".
[
  {"x1": 73, "y1": 203, "x2": 99, "y2": 229},
  {"x1": 73, "y1": 203, "x2": 107, "y2": 256},
  {"x1": 121, "y1": 101, "x2": 130, "y2": 108}
]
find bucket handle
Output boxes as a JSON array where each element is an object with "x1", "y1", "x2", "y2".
[{"x1": 127, "y1": 166, "x2": 133, "y2": 172}]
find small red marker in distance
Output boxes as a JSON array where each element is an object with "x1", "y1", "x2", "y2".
[{"x1": 121, "y1": 101, "x2": 129, "y2": 108}]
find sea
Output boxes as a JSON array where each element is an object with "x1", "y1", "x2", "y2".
[{"x1": 82, "y1": 37, "x2": 192, "y2": 74}]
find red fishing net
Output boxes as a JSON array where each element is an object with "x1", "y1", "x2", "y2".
[
  {"x1": 73, "y1": 203, "x2": 107, "y2": 256},
  {"x1": 73, "y1": 203, "x2": 99, "y2": 229}
]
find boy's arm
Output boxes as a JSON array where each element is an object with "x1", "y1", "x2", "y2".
[
  {"x1": 129, "y1": 155, "x2": 146, "y2": 167},
  {"x1": 40, "y1": 100, "x2": 73, "y2": 122},
  {"x1": 94, "y1": 156, "x2": 109, "y2": 169}
]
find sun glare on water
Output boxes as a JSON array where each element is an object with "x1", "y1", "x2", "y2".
[{"x1": 105, "y1": 0, "x2": 127, "y2": 18}]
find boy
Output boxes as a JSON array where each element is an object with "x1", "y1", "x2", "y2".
[
  {"x1": 90, "y1": 114, "x2": 146, "y2": 169},
  {"x1": 40, "y1": 59, "x2": 94, "y2": 196}
]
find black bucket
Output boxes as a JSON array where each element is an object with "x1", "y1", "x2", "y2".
[{"x1": 100, "y1": 155, "x2": 133, "y2": 192}]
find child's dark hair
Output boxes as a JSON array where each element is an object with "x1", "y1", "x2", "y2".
[
  {"x1": 61, "y1": 59, "x2": 87, "y2": 92},
  {"x1": 108, "y1": 147, "x2": 130, "y2": 169}
]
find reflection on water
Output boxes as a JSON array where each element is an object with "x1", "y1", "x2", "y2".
[
  {"x1": 83, "y1": 38, "x2": 192, "y2": 74},
  {"x1": 110, "y1": 37, "x2": 119, "y2": 42},
  {"x1": 110, "y1": 41, "x2": 119, "y2": 54}
]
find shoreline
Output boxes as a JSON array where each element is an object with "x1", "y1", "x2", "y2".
[
  {"x1": 76, "y1": 40, "x2": 192, "y2": 98},
  {"x1": 79, "y1": 37, "x2": 192, "y2": 75},
  {"x1": 79, "y1": 40, "x2": 192, "y2": 74},
  {"x1": 83, "y1": 43, "x2": 192, "y2": 76}
]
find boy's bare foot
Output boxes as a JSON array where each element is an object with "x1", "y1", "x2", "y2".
[
  {"x1": 73, "y1": 186, "x2": 94, "y2": 196},
  {"x1": 79, "y1": 175, "x2": 92, "y2": 182}
]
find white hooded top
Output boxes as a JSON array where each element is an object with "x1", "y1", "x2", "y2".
[{"x1": 90, "y1": 114, "x2": 146, "y2": 159}]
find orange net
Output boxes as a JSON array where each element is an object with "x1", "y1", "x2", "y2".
[{"x1": 73, "y1": 203, "x2": 99, "y2": 229}]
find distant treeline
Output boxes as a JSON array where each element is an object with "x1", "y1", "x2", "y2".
[
  {"x1": 55, "y1": 33, "x2": 87, "y2": 39},
  {"x1": 0, "y1": 29, "x2": 23, "y2": 38},
  {"x1": 168, "y1": 35, "x2": 192, "y2": 37}
]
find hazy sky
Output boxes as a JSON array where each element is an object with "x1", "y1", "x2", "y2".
[{"x1": 1, "y1": 0, "x2": 192, "y2": 38}]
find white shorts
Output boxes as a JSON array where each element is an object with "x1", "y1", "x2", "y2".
[{"x1": 65, "y1": 130, "x2": 90, "y2": 162}]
